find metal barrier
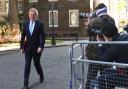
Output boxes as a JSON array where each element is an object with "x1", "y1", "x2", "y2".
[{"x1": 69, "y1": 41, "x2": 128, "y2": 89}]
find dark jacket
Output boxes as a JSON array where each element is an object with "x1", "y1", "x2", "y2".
[
  {"x1": 99, "y1": 34, "x2": 128, "y2": 64},
  {"x1": 20, "y1": 20, "x2": 45, "y2": 52}
]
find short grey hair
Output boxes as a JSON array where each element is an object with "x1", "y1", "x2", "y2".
[{"x1": 29, "y1": 8, "x2": 38, "y2": 16}]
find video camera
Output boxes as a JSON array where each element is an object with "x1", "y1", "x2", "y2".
[
  {"x1": 91, "y1": 29, "x2": 102, "y2": 35},
  {"x1": 88, "y1": 28, "x2": 104, "y2": 39},
  {"x1": 79, "y1": 12, "x2": 96, "y2": 19},
  {"x1": 91, "y1": 29, "x2": 104, "y2": 40}
]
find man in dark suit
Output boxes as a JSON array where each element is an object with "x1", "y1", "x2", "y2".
[{"x1": 20, "y1": 8, "x2": 45, "y2": 89}]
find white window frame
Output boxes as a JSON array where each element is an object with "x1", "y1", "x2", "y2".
[
  {"x1": 68, "y1": 0, "x2": 77, "y2": 1},
  {"x1": 29, "y1": 0, "x2": 38, "y2": 3},
  {"x1": 48, "y1": 0, "x2": 58, "y2": 2},
  {"x1": 5, "y1": 1, "x2": 9, "y2": 13},
  {"x1": 49, "y1": 10, "x2": 58, "y2": 27},
  {"x1": 0, "y1": 1, "x2": 9, "y2": 14},
  {"x1": 69, "y1": 10, "x2": 79, "y2": 27}
]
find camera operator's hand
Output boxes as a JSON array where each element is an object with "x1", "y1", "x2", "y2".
[
  {"x1": 84, "y1": 18, "x2": 90, "y2": 27},
  {"x1": 96, "y1": 35, "x2": 104, "y2": 41}
]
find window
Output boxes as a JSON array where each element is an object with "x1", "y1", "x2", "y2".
[
  {"x1": 0, "y1": 1, "x2": 1, "y2": 11},
  {"x1": 69, "y1": 10, "x2": 79, "y2": 27},
  {"x1": 18, "y1": 1, "x2": 22, "y2": 13},
  {"x1": 48, "y1": 0, "x2": 58, "y2": 1},
  {"x1": 49, "y1": 10, "x2": 58, "y2": 27},
  {"x1": 5, "y1": 1, "x2": 9, "y2": 13},
  {"x1": 68, "y1": 0, "x2": 77, "y2": 1},
  {"x1": 18, "y1": 1, "x2": 22, "y2": 8},
  {"x1": 29, "y1": 0, "x2": 38, "y2": 3}
]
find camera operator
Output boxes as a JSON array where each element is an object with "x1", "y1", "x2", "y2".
[
  {"x1": 85, "y1": 18, "x2": 107, "y2": 89},
  {"x1": 85, "y1": 3, "x2": 116, "y2": 89},
  {"x1": 87, "y1": 3, "x2": 115, "y2": 40},
  {"x1": 85, "y1": 3, "x2": 115, "y2": 60}
]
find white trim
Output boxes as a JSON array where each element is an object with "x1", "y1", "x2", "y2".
[
  {"x1": 29, "y1": 0, "x2": 38, "y2": 3},
  {"x1": 5, "y1": 1, "x2": 9, "y2": 14},
  {"x1": 68, "y1": 0, "x2": 77, "y2": 1},
  {"x1": 69, "y1": 10, "x2": 79, "y2": 27},
  {"x1": 49, "y1": 10, "x2": 58, "y2": 27},
  {"x1": 48, "y1": 0, "x2": 58, "y2": 2}
]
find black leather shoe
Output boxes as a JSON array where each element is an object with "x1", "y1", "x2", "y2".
[
  {"x1": 22, "y1": 86, "x2": 29, "y2": 89},
  {"x1": 40, "y1": 76, "x2": 44, "y2": 83}
]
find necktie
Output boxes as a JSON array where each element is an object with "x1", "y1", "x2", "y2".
[{"x1": 29, "y1": 21, "x2": 34, "y2": 35}]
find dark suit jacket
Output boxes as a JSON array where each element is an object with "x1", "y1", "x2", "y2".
[{"x1": 20, "y1": 20, "x2": 45, "y2": 52}]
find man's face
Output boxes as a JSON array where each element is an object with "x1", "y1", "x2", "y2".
[{"x1": 29, "y1": 11, "x2": 37, "y2": 21}]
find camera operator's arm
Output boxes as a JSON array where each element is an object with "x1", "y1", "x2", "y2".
[{"x1": 83, "y1": 18, "x2": 90, "y2": 29}]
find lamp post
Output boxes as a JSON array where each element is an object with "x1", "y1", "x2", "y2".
[{"x1": 51, "y1": 0, "x2": 56, "y2": 45}]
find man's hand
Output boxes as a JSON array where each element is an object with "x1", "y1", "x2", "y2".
[
  {"x1": 20, "y1": 49, "x2": 24, "y2": 54},
  {"x1": 37, "y1": 47, "x2": 43, "y2": 53}
]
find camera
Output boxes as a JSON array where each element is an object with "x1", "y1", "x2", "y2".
[
  {"x1": 91, "y1": 29, "x2": 104, "y2": 40},
  {"x1": 88, "y1": 28, "x2": 103, "y2": 37},
  {"x1": 79, "y1": 12, "x2": 96, "y2": 19},
  {"x1": 91, "y1": 29, "x2": 102, "y2": 35}
]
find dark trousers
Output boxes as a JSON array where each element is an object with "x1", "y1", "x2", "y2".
[{"x1": 24, "y1": 50, "x2": 44, "y2": 86}]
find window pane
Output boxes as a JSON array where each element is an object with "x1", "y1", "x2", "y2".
[
  {"x1": 5, "y1": 1, "x2": 9, "y2": 13},
  {"x1": 49, "y1": 10, "x2": 58, "y2": 27},
  {"x1": 48, "y1": 0, "x2": 58, "y2": 1},
  {"x1": 68, "y1": 0, "x2": 77, "y2": 1},
  {"x1": 29, "y1": 0, "x2": 38, "y2": 2},
  {"x1": 69, "y1": 10, "x2": 79, "y2": 27}
]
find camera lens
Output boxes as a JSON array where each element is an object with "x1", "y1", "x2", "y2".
[{"x1": 79, "y1": 13, "x2": 86, "y2": 19}]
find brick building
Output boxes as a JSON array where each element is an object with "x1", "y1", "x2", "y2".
[
  {"x1": 0, "y1": 0, "x2": 96, "y2": 38},
  {"x1": 22, "y1": 0, "x2": 92, "y2": 38}
]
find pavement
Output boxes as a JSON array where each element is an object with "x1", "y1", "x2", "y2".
[
  {"x1": 0, "y1": 40, "x2": 89, "y2": 89},
  {"x1": 0, "y1": 40, "x2": 78, "y2": 52}
]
